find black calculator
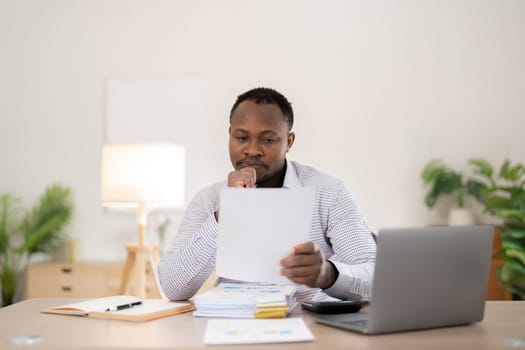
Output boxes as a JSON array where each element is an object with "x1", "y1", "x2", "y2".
[{"x1": 300, "y1": 300, "x2": 368, "y2": 314}]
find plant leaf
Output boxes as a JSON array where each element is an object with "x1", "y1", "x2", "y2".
[
  {"x1": 505, "y1": 164, "x2": 525, "y2": 182},
  {"x1": 506, "y1": 249, "x2": 525, "y2": 266},
  {"x1": 465, "y1": 179, "x2": 487, "y2": 204},
  {"x1": 503, "y1": 285, "x2": 525, "y2": 300},
  {"x1": 17, "y1": 185, "x2": 73, "y2": 257},
  {"x1": 16, "y1": 212, "x2": 70, "y2": 254},
  {"x1": 425, "y1": 193, "x2": 437, "y2": 208},
  {"x1": 501, "y1": 228, "x2": 525, "y2": 239},
  {"x1": 0, "y1": 194, "x2": 22, "y2": 264},
  {"x1": 484, "y1": 195, "x2": 511, "y2": 213},
  {"x1": 421, "y1": 159, "x2": 446, "y2": 184},
  {"x1": 499, "y1": 160, "x2": 510, "y2": 179},
  {"x1": 421, "y1": 160, "x2": 466, "y2": 208},
  {"x1": 469, "y1": 158, "x2": 493, "y2": 179},
  {"x1": 498, "y1": 259, "x2": 525, "y2": 283},
  {"x1": 501, "y1": 239, "x2": 525, "y2": 251},
  {"x1": 510, "y1": 190, "x2": 525, "y2": 211},
  {"x1": 497, "y1": 209, "x2": 525, "y2": 225},
  {"x1": 1, "y1": 264, "x2": 16, "y2": 306}
]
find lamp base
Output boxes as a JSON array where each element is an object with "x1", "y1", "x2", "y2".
[{"x1": 119, "y1": 244, "x2": 166, "y2": 299}]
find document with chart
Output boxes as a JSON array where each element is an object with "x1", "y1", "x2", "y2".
[{"x1": 204, "y1": 318, "x2": 314, "y2": 345}]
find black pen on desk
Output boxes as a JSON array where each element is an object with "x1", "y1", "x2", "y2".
[{"x1": 105, "y1": 301, "x2": 143, "y2": 312}]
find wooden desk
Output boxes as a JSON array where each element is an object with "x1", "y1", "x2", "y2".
[{"x1": 0, "y1": 299, "x2": 523, "y2": 350}]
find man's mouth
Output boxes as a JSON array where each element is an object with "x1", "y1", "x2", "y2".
[{"x1": 237, "y1": 159, "x2": 266, "y2": 168}]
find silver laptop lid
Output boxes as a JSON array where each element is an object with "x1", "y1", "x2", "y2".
[{"x1": 367, "y1": 225, "x2": 493, "y2": 334}]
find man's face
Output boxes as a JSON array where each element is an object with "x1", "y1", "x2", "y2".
[{"x1": 229, "y1": 100, "x2": 295, "y2": 187}]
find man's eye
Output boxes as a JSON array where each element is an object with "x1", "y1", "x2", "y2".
[
  {"x1": 262, "y1": 138, "x2": 276, "y2": 144},
  {"x1": 235, "y1": 136, "x2": 247, "y2": 142}
]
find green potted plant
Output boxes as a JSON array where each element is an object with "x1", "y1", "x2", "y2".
[
  {"x1": 421, "y1": 159, "x2": 480, "y2": 225},
  {"x1": 468, "y1": 159, "x2": 525, "y2": 299},
  {"x1": 0, "y1": 184, "x2": 73, "y2": 306}
]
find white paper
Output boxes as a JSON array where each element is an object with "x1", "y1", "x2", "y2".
[
  {"x1": 204, "y1": 318, "x2": 315, "y2": 345},
  {"x1": 216, "y1": 188, "x2": 315, "y2": 284}
]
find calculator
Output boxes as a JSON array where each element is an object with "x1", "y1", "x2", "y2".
[{"x1": 300, "y1": 300, "x2": 368, "y2": 314}]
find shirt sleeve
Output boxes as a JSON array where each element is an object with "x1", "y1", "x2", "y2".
[
  {"x1": 158, "y1": 187, "x2": 219, "y2": 301},
  {"x1": 322, "y1": 180, "x2": 376, "y2": 301}
]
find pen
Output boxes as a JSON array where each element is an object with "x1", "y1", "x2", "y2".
[{"x1": 105, "y1": 301, "x2": 143, "y2": 312}]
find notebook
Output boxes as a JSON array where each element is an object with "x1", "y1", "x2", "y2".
[
  {"x1": 41, "y1": 295, "x2": 195, "y2": 322},
  {"x1": 314, "y1": 225, "x2": 494, "y2": 334}
]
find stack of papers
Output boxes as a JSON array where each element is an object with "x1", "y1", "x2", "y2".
[{"x1": 194, "y1": 283, "x2": 297, "y2": 318}]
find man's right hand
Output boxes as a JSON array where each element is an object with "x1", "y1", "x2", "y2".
[{"x1": 228, "y1": 167, "x2": 257, "y2": 188}]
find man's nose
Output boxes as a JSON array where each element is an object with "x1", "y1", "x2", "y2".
[{"x1": 243, "y1": 140, "x2": 262, "y2": 156}]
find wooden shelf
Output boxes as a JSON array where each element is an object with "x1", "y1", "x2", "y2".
[{"x1": 25, "y1": 261, "x2": 162, "y2": 299}]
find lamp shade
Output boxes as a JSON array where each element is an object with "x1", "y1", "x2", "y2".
[{"x1": 101, "y1": 143, "x2": 186, "y2": 209}]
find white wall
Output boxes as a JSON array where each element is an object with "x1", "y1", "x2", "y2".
[{"x1": 1, "y1": 0, "x2": 524, "y2": 261}]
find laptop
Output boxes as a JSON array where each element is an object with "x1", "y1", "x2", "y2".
[{"x1": 314, "y1": 225, "x2": 494, "y2": 334}]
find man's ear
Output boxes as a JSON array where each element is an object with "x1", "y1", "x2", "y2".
[
  {"x1": 228, "y1": 126, "x2": 231, "y2": 134},
  {"x1": 287, "y1": 132, "x2": 295, "y2": 152}
]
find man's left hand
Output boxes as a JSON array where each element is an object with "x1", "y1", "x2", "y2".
[{"x1": 279, "y1": 241, "x2": 336, "y2": 289}]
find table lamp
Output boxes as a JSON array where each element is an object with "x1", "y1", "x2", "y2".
[{"x1": 101, "y1": 143, "x2": 185, "y2": 298}]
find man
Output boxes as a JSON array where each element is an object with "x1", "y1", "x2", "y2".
[{"x1": 158, "y1": 87, "x2": 376, "y2": 301}]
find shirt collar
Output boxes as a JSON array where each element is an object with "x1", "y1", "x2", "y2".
[{"x1": 282, "y1": 159, "x2": 302, "y2": 189}]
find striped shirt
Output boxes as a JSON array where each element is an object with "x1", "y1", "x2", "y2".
[{"x1": 158, "y1": 159, "x2": 376, "y2": 302}]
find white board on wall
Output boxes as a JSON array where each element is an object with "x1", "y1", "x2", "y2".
[{"x1": 105, "y1": 78, "x2": 208, "y2": 144}]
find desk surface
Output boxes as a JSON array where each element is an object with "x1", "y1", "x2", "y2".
[{"x1": 1, "y1": 299, "x2": 524, "y2": 350}]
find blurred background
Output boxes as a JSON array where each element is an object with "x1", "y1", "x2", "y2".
[{"x1": 1, "y1": 0, "x2": 524, "y2": 261}]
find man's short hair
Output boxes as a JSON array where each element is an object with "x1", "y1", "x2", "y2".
[{"x1": 229, "y1": 87, "x2": 294, "y2": 130}]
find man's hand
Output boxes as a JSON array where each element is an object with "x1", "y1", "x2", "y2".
[
  {"x1": 279, "y1": 241, "x2": 337, "y2": 289},
  {"x1": 228, "y1": 167, "x2": 257, "y2": 188}
]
